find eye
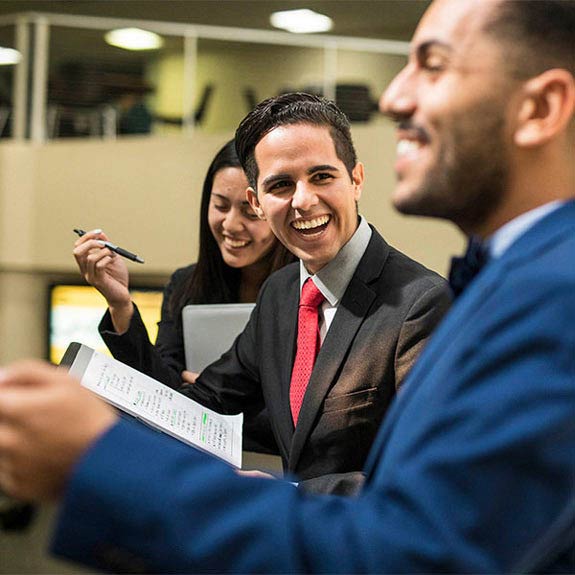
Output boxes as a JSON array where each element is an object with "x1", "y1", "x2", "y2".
[
  {"x1": 421, "y1": 51, "x2": 446, "y2": 73},
  {"x1": 312, "y1": 172, "x2": 335, "y2": 183},
  {"x1": 212, "y1": 203, "x2": 229, "y2": 212},
  {"x1": 268, "y1": 180, "x2": 292, "y2": 193}
]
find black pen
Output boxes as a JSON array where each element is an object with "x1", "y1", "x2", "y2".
[{"x1": 73, "y1": 228, "x2": 145, "y2": 264}]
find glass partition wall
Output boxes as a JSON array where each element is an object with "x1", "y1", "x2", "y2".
[{"x1": 0, "y1": 12, "x2": 409, "y2": 141}]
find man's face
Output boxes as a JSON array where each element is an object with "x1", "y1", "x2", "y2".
[
  {"x1": 247, "y1": 123, "x2": 363, "y2": 274},
  {"x1": 380, "y1": 0, "x2": 516, "y2": 236}
]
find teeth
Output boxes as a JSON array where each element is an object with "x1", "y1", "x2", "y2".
[
  {"x1": 225, "y1": 238, "x2": 249, "y2": 248},
  {"x1": 397, "y1": 139, "x2": 422, "y2": 156},
  {"x1": 292, "y1": 215, "x2": 330, "y2": 230}
]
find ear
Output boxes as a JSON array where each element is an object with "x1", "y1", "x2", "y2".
[
  {"x1": 247, "y1": 187, "x2": 266, "y2": 220},
  {"x1": 351, "y1": 162, "x2": 365, "y2": 202},
  {"x1": 514, "y1": 69, "x2": 575, "y2": 148}
]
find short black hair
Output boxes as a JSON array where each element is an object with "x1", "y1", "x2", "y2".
[
  {"x1": 483, "y1": 0, "x2": 575, "y2": 79},
  {"x1": 235, "y1": 92, "x2": 358, "y2": 190}
]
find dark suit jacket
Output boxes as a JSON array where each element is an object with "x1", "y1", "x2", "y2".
[
  {"x1": 179, "y1": 227, "x2": 450, "y2": 493},
  {"x1": 51, "y1": 203, "x2": 575, "y2": 573}
]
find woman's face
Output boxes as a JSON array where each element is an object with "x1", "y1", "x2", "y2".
[{"x1": 208, "y1": 166, "x2": 277, "y2": 269}]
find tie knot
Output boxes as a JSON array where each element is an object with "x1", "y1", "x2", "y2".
[
  {"x1": 300, "y1": 279, "x2": 324, "y2": 308},
  {"x1": 464, "y1": 237, "x2": 488, "y2": 269}
]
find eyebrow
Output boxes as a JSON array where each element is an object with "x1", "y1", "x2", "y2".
[
  {"x1": 212, "y1": 193, "x2": 250, "y2": 206},
  {"x1": 308, "y1": 164, "x2": 339, "y2": 174},
  {"x1": 261, "y1": 165, "x2": 340, "y2": 188}
]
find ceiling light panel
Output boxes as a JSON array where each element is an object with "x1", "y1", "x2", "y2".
[
  {"x1": 270, "y1": 9, "x2": 333, "y2": 34},
  {"x1": 0, "y1": 47, "x2": 21, "y2": 65},
  {"x1": 104, "y1": 28, "x2": 164, "y2": 51}
]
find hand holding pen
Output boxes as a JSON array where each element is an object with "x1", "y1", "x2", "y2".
[
  {"x1": 73, "y1": 229, "x2": 144, "y2": 264},
  {"x1": 72, "y1": 229, "x2": 137, "y2": 333}
]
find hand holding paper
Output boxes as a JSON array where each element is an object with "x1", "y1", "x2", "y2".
[
  {"x1": 62, "y1": 343, "x2": 243, "y2": 467},
  {"x1": 0, "y1": 360, "x2": 117, "y2": 502}
]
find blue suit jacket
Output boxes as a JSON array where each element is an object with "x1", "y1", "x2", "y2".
[{"x1": 51, "y1": 202, "x2": 575, "y2": 573}]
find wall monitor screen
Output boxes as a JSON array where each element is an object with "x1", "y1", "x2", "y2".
[{"x1": 48, "y1": 284, "x2": 163, "y2": 364}]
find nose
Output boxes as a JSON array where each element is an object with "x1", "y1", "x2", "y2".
[
  {"x1": 379, "y1": 64, "x2": 416, "y2": 122},
  {"x1": 222, "y1": 208, "x2": 245, "y2": 233},
  {"x1": 291, "y1": 181, "x2": 319, "y2": 212}
]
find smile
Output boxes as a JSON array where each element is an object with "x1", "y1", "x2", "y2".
[
  {"x1": 224, "y1": 237, "x2": 250, "y2": 248},
  {"x1": 291, "y1": 215, "x2": 331, "y2": 234},
  {"x1": 397, "y1": 139, "x2": 423, "y2": 157}
]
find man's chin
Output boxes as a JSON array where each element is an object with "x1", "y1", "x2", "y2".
[
  {"x1": 392, "y1": 188, "x2": 444, "y2": 219},
  {"x1": 392, "y1": 187, "x2": 422, "y2": 216}
]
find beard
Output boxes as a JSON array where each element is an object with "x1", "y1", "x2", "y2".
[{"x1": 394, "y1": 99, "x2": 510, "y2": 234}]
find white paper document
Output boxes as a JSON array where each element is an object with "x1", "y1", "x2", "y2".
[{"x1": 61, "y1": 342, "x2": 243, "y2": 467}]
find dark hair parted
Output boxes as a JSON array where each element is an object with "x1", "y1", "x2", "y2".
[
  {"x1": 235, "y1": 92, "x2": 358, "y2": 190},
  {"x1": 169, "y1": 139, "x2": 295, "y2": 316},
  {"x1": 484, "y1": 0, "x2": 575, "y2": 78}
]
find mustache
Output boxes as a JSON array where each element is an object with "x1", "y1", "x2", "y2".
[{"x1": 397, "y1": 121, "x2": 430, "y2": 143}]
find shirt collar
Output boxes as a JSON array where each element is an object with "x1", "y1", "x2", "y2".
[
  {"x1": 487, "y1": 201, "x2": 565, "y2": 259},
  {"x1": 299, "y1": 216, "x2": 372, "y2": 306}
]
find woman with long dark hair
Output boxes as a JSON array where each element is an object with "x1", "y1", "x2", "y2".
[
  {"x1": 174, "y1": 139, "x2": 294, "y2": 309},
  {"x1": 73, "y1": 140, "x2": 294, "y2": 450}
]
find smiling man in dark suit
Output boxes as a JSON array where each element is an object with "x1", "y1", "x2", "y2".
[{"x1": 176, "y1": 93, "x2": 450, "y2": 494}]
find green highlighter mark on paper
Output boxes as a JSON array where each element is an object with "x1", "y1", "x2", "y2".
[
  {"x1": 201, "y1": 412, "x2": 207, "y2": 443},
  {"x1": 133, "y1": 391, "x2": 143, "y2": 406}
]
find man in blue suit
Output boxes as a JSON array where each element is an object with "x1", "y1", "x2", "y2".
[{"x1": 0, "y1": 0, "x2": 573, "y2": 572}]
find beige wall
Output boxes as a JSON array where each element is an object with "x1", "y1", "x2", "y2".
[
  {"x1": 353, "y1": 120, "x2": 464, "y2": 268},
  {"x1": 0, "y1": 129, "x2": 463, "y2": 365}
]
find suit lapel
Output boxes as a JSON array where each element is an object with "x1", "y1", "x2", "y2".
[
  {"x1": 288, "y1": 230, "x2": 389, "y2": 470},
  {"x1": 271, "y1": 274, "x2": 300, "y2": 455}
]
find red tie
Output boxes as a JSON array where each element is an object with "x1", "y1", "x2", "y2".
[{"x1": 290, "y1": 279, "x2": 325, "y2": 425}]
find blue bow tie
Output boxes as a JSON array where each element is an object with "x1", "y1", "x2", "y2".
[{"x1": 448, "y1": 238, "x2": 489, "y2": 298}]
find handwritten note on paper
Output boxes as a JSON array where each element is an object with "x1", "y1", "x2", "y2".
[{"x1": 79, "y1": 349, "x2": 242, "y2": 467}]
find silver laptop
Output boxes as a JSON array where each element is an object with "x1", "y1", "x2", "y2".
[{"x1": 182, "y1": 303, "x2": 255, "y2": 372}]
